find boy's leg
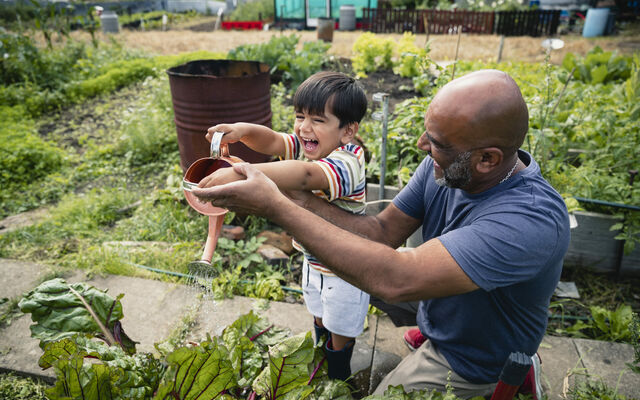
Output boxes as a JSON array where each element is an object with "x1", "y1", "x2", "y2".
[
  {"x1": 319, "y1": 275, "x2": 369, "y2": 381},
  {"x1": 324, "y1": 333, "x2": 355, "y2": 380},
  {"x1": 302, "y1": 260, "x2": 326, "y2": 343},
  {"x1": 330, "y1": 332, "x2": 354, "y2": 351},
  {"x1": 313, "y1": 317, "x2": 329, "y2": 345}
]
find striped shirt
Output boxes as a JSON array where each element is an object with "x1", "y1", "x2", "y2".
[{"x1": 282, "y1": 133, "x2": 366, "y2": 275}]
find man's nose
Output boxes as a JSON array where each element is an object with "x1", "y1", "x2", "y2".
[{"x1": 417, "y1": 132, "x2": 431, "y2": 152}]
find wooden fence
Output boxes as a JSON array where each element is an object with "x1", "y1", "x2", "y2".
[
  {"x1": 495, "y1": 10, "x2": 561, "y2": 36},
  {"x1": 362, "y1": 8, "x2": 560, "y2": 37}
]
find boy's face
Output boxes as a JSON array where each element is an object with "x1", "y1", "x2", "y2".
[{"x1": 294, "y1": 104, "x2": 354, "y2": 160}]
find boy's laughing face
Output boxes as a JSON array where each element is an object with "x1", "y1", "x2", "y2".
[{"x1": 294, "y1": 104, "x2": 353, "y2": 160}]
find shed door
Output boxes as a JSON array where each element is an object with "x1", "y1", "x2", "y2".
[{"x1": 306, "y1": 0, "x2": 330, "y2": 27}]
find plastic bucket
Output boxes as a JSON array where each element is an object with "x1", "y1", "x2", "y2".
[
  {"x1": 582, "y1": 8, "x2": 610, "y2": 38},
  {"x1": 100, "y1": 11, "x2": 120, "y2": 33},
  {"x1": 339, "y1": 5, "x2": 356, "y2": 31},
  {"x1": 317, "y1": 17, "x2": 334, "y2": 42}
]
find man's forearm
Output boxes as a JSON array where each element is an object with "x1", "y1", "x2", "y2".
[{"x1": 300, "y1": 193, "x2": 395, "y2": 246}]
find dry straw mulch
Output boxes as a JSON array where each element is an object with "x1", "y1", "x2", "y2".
[{"x1": 65, "y1": 16, "x2": 637, "y2": 65}]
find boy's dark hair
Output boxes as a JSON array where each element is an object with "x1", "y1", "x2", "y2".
[{"x1": 293, "y1": 71, "x2": 367, "y2": 128}]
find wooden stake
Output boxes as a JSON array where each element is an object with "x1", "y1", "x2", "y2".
[
  {"x1": 423, "y1": 12, "x2": 429, "y2": 45},
  {"x1": 497, "y1": 35, "x2": 505, "y2": 63},
  {"x1": 451, "y1": 25, "x2": 462, "y2": 81}
]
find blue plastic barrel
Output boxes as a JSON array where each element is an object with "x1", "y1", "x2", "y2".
[{"x1": 582, "y1": 8, "x2": 610, "y2": 37}]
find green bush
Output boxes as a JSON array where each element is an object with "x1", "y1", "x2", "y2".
[
  {"x1": 0, "y1": 105, "x2": 67, "y2": 211},
  {"x1": 562, "y1": 46, "x2": 633, "y2": 84},
  {"x1": 351, "y1": 32, "x2": 394, "y2": 78},
  {"x1": 226, "y1": 0, "x2": 274, "y2": 21},
  {"x1": 228, "y1": 34, "x2": 330, "y2": 88}
]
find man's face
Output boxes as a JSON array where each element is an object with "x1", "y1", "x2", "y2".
[
  {"x1": 418, "y1": 111, "x2": 474, "y2": 189},
  {"x1": 434, "y1": 150, "x2": 473, "y2": 188}
]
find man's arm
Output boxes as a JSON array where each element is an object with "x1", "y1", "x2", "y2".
[
  {"x1": 193, "y1": 164, "x2": 479, "y2": 302},
  {"x1": 286, "y1": 189, "x2": 420, "y2": 249}
]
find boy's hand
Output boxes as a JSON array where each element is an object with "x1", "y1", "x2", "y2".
[
  {"x1": 206, "y1": 123, "x2": 252, "y2": 145},
  {"x1": 198, "y1": 166, "x2": 246, "y2": 188}
]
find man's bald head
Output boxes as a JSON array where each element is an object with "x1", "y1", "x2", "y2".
[{"x1": 429, "y1": 69, "x2": 529, "y2": 154}]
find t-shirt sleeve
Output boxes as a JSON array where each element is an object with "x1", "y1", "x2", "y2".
[
  {"x1": 312, "y1": 144, "x2": 365, "y2": 201},
  {"x1": 438, "y1": 208, "x2": 562, "y2": 291},
  {"x1": 393, "y1": 158, "x2": 431, "y2": 220},
  {"x1": 282, "y1": 133, "x2": 301, "y2": 160}
]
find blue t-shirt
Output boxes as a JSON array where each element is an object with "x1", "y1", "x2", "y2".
[{"x1": 393, "y1": 150, "x2": 570, "y2": 384}]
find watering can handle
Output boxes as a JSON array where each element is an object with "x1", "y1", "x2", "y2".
[{"x1": 210, "y1": 131, "x2": 230, "y2": 159}]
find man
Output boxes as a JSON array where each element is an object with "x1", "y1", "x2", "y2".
[{"x1": 193, "y1": 69, "x2": 571, "y2": 398}]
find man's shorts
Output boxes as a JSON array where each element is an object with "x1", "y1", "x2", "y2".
[
  {"x1": 373, "y1": 339, "x2": 496, "y2": 398},
  {"x1": 302, "y1": 259, "x2": 370, "y2": 338}
]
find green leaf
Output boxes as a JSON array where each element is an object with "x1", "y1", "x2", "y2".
[
  {"x1": 153, "y1": 337, "x2": 236, "y2": 400},
  {"x1": 41, "y1": 336, "x2": 164, "y2": 400},
  {"x1": 590, "y1": 64, "x2": 608, "y2": 84},
  {"x1": 18, "y1": 278, "x2": 137, "y2": 354},
  {"x1": 252, "y1": 332, "x2": 316, "y2": 400}
]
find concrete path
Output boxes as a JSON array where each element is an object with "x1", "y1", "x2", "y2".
[{"x1": 1, "y1": 258, "x2": 638, "y2": 398}]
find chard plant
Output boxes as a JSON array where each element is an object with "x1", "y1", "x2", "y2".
[
  {"x1": 18, "y1": 278, "x2": 353, "y2": 400},
  {"x1": 19, "y1": 278, "x2": 486, "y2": 399}
]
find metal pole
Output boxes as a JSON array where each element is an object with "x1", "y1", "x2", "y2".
[
  {"x1": 497, "y1": 35, "x2": 505, "y2": 63},
  {"x1": 451, "y1": 25, "x2": 462, "y2": 80},
  {"x1": 372, "y1": 92, "x2": 390, "y2": 201}
]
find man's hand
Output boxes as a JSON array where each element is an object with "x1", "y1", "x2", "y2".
[
  {"x1": 191, "y1": 163, "x2": 286, "y2": 217},
  {"x1": 197, "y1": 167, "x2": 245, "y2": 188}
]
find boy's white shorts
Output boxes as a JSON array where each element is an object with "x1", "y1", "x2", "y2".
[{"x1": 302, "y1": 259, "x2": 370, "y2": 338}]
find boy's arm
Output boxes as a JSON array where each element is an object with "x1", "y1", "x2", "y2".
[
  {"x1": 198, "y1": 160, "x2": 329, "y2": 191},
  {"x1": 206, "y1": 123, "x2": 287, "y2": 157}
]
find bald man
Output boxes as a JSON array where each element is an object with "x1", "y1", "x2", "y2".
[{"x1": 193, "y1": 70, "x2": 570, "y2": 398}]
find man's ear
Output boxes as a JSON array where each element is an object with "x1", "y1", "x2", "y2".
[
  {"x1": 340, "y1": 122, "x2": 358, "y2": 145},
  {"x1": 475, "y1": 147, "x2": 503, "y2": 174}
]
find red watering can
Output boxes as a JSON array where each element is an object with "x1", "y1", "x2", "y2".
[{"x1": 183, "y1": 131, "x2": 242, "y2": 269}]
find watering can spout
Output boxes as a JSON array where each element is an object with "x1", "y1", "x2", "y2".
[{"x1": 183, "y1": 131, "x2": 244, "y2": 265}]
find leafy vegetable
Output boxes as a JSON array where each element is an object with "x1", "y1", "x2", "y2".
[
  {"x1": 252, "y1": 332, "x2": 317, "y2": 399},
  {"x1": 19, "y1": 278, "x2": 137, "y2": 354},
  {"x1": 154, "y1": 337, "x2": 237, "y2": 399},
  {"x1": 41, "y1": 335, "x2": 164, "y2": 400}
]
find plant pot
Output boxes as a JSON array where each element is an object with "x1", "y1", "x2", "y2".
[
  {"x1": 564, "y1": 211, "x2": 640, "y2": 276},
  {"x1": 365, "y1": 183, "x2": 422, "y2": 248}
]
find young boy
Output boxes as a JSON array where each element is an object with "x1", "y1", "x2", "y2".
[{"x1": 198, "y1": 71, "x2": 368, "y2": 381}]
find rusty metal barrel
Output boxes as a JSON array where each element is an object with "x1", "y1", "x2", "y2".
[{"x1": 167, "y1": 59, "x2": 273, "y2": 171}]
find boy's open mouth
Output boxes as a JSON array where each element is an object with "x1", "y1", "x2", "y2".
[{"x1": 302, "y1": 138, "x2": 319, "y2": 152}]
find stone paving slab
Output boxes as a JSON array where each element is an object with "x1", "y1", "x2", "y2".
[
  {"x1": 0, "y1": 259, "x2": 56, "y2": 300},
  {"x1": 1, "y1": 258, "x2": 639, "y2": 399},
  {"x1": 82, "y1": 274, "x2": 198, "y2": 354},
  {"x1": 0, "y1": 314, "x2": 56, "y2": 382},
  {"x1": 573, "y1": 338, "x2": 640, "y2": 399},
  {"x1": 538, "y1": 335, "x2": 584, "y2": 398}
]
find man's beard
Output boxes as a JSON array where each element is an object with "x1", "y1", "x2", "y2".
[{"x1": 435, "y1": 151, "x2": 473, "y2": 188}]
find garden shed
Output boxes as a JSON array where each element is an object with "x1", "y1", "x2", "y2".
[{"x1": 274, "y1": 0, "x2": 377, "y2": 28}]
